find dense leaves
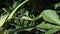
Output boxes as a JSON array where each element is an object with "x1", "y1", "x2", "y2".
[{"x1": 0, "y1": 0, "x2": 60, "y2": 34}]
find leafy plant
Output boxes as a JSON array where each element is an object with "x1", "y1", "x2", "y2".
[{"x1": 0, "y1": 0, "x2": 60, "y2": 34}]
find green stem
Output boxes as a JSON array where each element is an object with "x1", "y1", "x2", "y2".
[
  {"x1": 0, "y1": 0, "x2": 29, "y2": 34},
  {"x1": 7, "y1": 0, "x2": 29, "y2": 20},
  {"x1": 34, "y1": 14, "x2": 42, "y2": 21}
]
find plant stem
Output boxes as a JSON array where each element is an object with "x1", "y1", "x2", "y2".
[
  {"x1": 0, "y1": 0, "x2": 29, "y2": 34},
  {"x1": 34, "y1": 14, "x2": 42, "y2": 21},
  {"x1": 7, "y1": 0, "x2": 29, "y2": 20}
]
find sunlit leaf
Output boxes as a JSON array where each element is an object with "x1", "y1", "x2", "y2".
[
  {"x1": 0, "y1": 14, "x2": 9, "y2": 27},
  {"x1": 45, "y1": 29, "x2": 59, "y2": 34},
  {"x1": 36, "y1": 22, "x2": 60, "y2": 29},
  {"x1": 41, "y1": 10, "x2": 60, "y2": 25},
  {"x1": 20, "y1": 16, "x2": 33, "y2": 21}
]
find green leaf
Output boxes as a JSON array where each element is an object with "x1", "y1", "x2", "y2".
[
  {"x1": 54, "y1": 3, "x2": 60, "y2": 9},
  {"x1": 24, "y1": 10, "x2": 29, "y2": 16},
  {"x1": 45, "y1": 29, "x2": 59, "y2": 34},
  {"x1": 36, "y1": 22, "x2": 60, "y2": 29},
  {"x1": 0, "y1": 14, "x2": 9, "y2": 27},
  {"x1": 13, "y1": 1, "x2": 18, "y2": 9},
  {"x1": 20, "y1": 16, "x2": 33, "y2": 21},
  {"x1": 41, "y1": 10, "x2": 60, "y2": 25},
  {"x1": 14, "y1": 19, "x2": 20, "y2": 26}
]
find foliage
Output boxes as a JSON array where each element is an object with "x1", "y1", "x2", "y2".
[{"x1": 0, "y1": 0, "x2": 60, "y2": 34}]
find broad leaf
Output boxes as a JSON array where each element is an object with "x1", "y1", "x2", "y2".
[
  {"x1": 0, "y1": 14, "x2": 9, "y2": 26},
  {"x1": 54, "y1": 3, "x2": 60, "y2": 9},
  {"x1": 45, "y1": 29, "x2": 59, "y2": 34},
  {"x1": 36, "y1": 22, "x2": 60, "y2": 29},
  {"x1": 41, "y1": 10, "x2": 60, "y2": 25}
]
